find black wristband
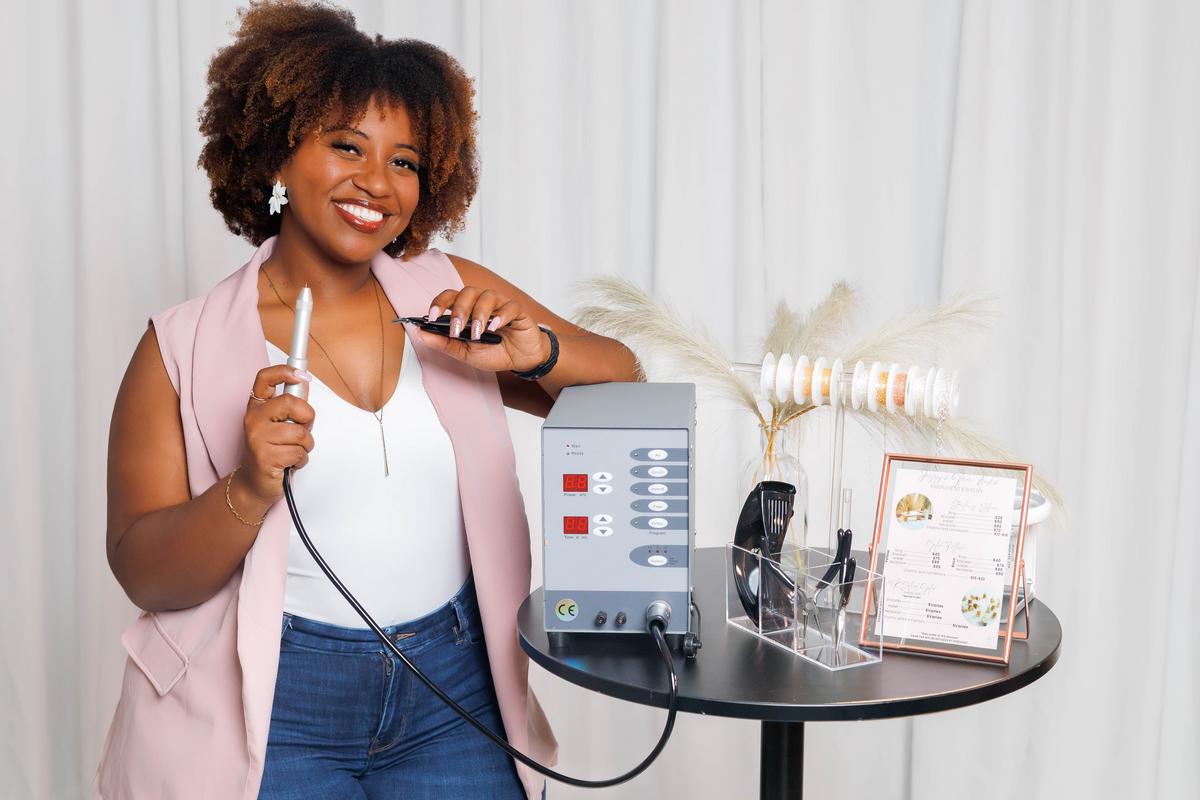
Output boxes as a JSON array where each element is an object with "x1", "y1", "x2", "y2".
[{"x1": 511, "y1": 326, "x2": 559, "y2": 381}]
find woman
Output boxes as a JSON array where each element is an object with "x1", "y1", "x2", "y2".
[{"x1": 97, "y1": 3, "x2": 637, "y2": 798}]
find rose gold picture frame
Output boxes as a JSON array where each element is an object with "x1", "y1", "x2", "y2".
[{"x1": 858, "y1": 454, "x2": 1034, "y2": 666}]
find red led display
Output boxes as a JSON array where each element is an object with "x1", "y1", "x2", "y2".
[
  {"x1": 563, "y1": 474, "x2": 588, "y2": 492},
  {"x1": 563, "y1": 516, "x2": 589, "y2": 534}
]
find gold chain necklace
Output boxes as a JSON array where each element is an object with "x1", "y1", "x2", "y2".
[{"x1": 263, "y1": 267, "x2": 390, "y2": 477}]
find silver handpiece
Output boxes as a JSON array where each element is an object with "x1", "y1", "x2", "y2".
[{"x1": 284, "y1": 286, "x2": 312, "y2": 399}]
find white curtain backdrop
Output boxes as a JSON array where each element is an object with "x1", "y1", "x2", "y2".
[{"x1": 2, "y1": 1, "x2": 1198, "y2": 798}]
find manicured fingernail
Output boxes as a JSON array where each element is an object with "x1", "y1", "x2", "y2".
[
  {"x1": 487, "y1": 316, "x2": 502, "y2": 332},
  {"x1": 471, "y1": 319, "x2": 483, "y2": 340},
  {"x1": 450, "y1": 318, "x2": 463, "y2": 337},
  {"x1": 294, "y1": 369, "x2": 312, "y2": 382},
  {"x1": 428, "y1": 306, "x2": 440, "y2": 321}
]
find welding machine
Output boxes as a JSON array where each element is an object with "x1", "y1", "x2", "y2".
[{"x1": 541, "y1": 382, "x2": 701, "y2": 656}]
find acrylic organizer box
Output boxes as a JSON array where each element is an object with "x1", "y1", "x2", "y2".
[{"x1": 725, "y1": 543, "x2": 884, "y2": 671}]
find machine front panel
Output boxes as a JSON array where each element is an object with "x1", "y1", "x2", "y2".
[{"x1": 543, "y1": 427, "x2": 692, "y2": 634}]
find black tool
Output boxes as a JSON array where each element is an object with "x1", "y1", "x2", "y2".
[
  {"x1": 731, "y1": 481, "x2": 797, "y2": 623},
  {"x1": 816, "y1": 526, "x2": 853, "y2": 592},
  {"x1": 833, "y1": 556, "x2": 857, "y2": 655},
  {"x1": 393, "y1": 313, "x2": 506, "y2": 345},
  {"x1": 841, "y1": 557, "x2": 857, "y2": 603}
]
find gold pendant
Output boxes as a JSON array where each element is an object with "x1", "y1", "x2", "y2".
[{"x1": 378, "y1": 415, "x2": 389, "y2": 477}]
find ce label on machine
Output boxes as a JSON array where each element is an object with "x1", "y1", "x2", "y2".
[{"x1": 555, "y1": 598, "x2": 579, "y2": 621}]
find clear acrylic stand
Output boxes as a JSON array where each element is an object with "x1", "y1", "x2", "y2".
[{"x1": 726, "y1": 543, "x2": 884, "y2": 671}]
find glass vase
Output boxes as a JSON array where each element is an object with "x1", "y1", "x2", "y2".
[{"x1": 737, "y1": 421, "x2": 809, "y2": 558}]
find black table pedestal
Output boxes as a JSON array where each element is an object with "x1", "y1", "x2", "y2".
[{"x1": 761, "y1": 720, "x2": 804, "y2": 799}]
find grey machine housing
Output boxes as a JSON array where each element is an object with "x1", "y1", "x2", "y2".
[{"x1": 541, "y1": 382, "x2": 696, "y2": 638}]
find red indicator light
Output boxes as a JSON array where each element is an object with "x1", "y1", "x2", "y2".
[{"x1": 563, "y1": 474, "x2": 588, "y2": 492}]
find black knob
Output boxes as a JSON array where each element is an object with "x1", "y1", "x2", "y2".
[
  {"x1": 615, "y1": 612, "x2": 627, "y2": 626},
  {"x1": 595, "y1": 611, "x2": 608, "y2": 626}
]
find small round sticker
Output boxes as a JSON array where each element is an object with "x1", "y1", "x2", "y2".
[{"x1": 555, "y1": 599, "x2": 579, "y2": 621}]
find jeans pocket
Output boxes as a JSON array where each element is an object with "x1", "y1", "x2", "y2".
[{"x1": 280, "y1": 613, "x2": 292, "y2": 639}]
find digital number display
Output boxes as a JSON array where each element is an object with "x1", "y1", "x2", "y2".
[
  {"x1": 563, "y1": 474, "x2": 588, "y2": 492},
  {"x1": 563, "y1": 516, "x2": 589, "y2": 534}
]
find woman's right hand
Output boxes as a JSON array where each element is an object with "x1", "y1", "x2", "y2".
[{"x1": 238, "y1": 365, "x2": 316, "y2": 506}]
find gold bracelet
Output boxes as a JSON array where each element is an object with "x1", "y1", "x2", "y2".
[{"x1": 225, "y1": 466, "x2": 267, "y2": 526}]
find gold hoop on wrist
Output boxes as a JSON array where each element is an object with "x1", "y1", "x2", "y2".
[{"x1": 226, "y1": 466, "x2": 267, "y2": 526}]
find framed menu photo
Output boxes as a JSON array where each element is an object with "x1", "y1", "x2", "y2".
[{"x1": 858, "y1": 454, "x2": 1034, "y2": 665}]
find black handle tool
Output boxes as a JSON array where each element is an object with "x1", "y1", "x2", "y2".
[{"x1": 394, "y1": 313, "x2": 507, "y2": 345}]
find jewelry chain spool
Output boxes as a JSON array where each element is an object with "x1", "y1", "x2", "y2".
[
  {"x1": 868, "y1": 362, "x2": 885, "y2": 412},
  {"x1": 736, "y1": 356, "x2": 960, "y2": 420},
  {"x1": 904, "y1": 365, "x2": 923, "y2": 416},
  {"x1": 886, "y1": 363, "x2": 904, "y2": 413},
  {"x1": 851, "y1": 361, "x2": 869, "y2": 410},
  {"x1": 811, "y1": 357, "x2": 827, "y2": 407},
  {"x1": 794, "y1": 356, "x2": 812, "y2": 404}
]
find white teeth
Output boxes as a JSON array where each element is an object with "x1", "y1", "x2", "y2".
[{"x1": 336, "y1": 203, "x2": 384, "y2": 223}]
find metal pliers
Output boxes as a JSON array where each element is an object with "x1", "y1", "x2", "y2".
[
  {"x1": 800, "y1": 527, "x2": 853, "y2": 644},
  {"x1": 798, "y1": 583, "x2": 824, "y2": 644}
]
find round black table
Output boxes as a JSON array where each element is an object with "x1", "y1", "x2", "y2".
[{"x1": 518, "y1": 547, "x2": 1062, "y2": 799}]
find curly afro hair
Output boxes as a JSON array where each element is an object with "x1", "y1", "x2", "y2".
[{"x1": 198, "y1": 0, "x2": 479, "y2": 257}]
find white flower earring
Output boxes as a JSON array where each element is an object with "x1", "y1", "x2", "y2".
[{"x1": 269, "y1": 180, "x2": 288, "y2": 215}]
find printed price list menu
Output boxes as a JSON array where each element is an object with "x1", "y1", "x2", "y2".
[{"x1": 878, "y1": 469, "x2": 1016, "y2": 649}]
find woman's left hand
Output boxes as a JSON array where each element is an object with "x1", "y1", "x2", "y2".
[{"x1": 416, "y1": 286, "x2": 552, "y2": 374}]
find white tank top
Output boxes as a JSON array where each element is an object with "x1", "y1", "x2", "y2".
[{"x1": 267, "y1": 336, "x2": 470, "y2": 628}]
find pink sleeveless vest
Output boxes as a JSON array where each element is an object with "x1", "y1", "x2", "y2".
[{"x1": 95, "y1": 239, "x2": 557, "y2": 800}]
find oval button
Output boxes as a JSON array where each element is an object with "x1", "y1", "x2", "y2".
[
  {"x1": 648, "y1": 449, "x2": 668, "y2": 460},
  {"x1": 592, "y1": 485, "x2": 613, "y2": 494},
  {"x1": 592, "y1": 472, "x2": 612, "y2": 482},
  {"x1": 647, "y1": 484, "x2": 668, "y2": 495},
  {"x1": 593, "y1": 527, "x2": 613, "y2": 537},
  {"x1": 648, "y1": 518, "x2": 668, "y2": 529},
  {"x1": 647, "y1": 466, "x2": 668, "y2": 477},
  {"x1": 593, "y1": 514, "x2": 613, "y2": 524},
  {"x1": 648, "y1": 555, "x2": 668, "y2": 566},
  {"x1": 647, "y1": 501, "x2": 669, "y2": 512}
]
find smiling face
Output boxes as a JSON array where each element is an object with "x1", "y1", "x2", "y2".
[{"x1": 276, "y1": 98, "x2": 421, "y2": 265}]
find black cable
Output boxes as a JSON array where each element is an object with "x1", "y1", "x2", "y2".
[{"x1": 282, "y1": 467, "x2": 678, "y2": 788}]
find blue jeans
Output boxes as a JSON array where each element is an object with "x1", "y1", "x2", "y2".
[{"x1": 260, "y1": 576, "x2": 527, "y2": 799}]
